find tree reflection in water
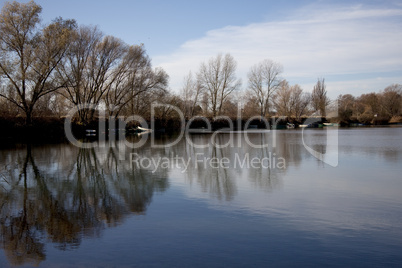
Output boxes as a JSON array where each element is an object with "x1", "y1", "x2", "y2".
[
  {"x1": 178, "y1": 133, "x2": 288, "y2": 200},
  {"x1": 0, "y1": 132, "x2": 299, "y2": 266},
  {"x1": 0, "y1": 143, "x2": 169, "y2": 266}
]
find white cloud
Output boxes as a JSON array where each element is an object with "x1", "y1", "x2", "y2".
[
  {"x1": 154, "y1": 4, "x2": 402, "y2": 98},
  {"x1": 325, "y1": 76, "x2": 402, "y2": 98}
]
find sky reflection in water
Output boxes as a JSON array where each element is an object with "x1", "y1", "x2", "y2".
[{"x1": 0, "y1": 127, "x2": 402, "y2": 267}]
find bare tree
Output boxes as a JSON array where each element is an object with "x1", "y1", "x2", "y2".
[
  {"x1": 104, "y1": 44, "x2": 168, "y2": 119},
  {"x1": 181, "y1": 72, "x2": 194, "y2": 118},
  {"x1": 0, "y1": 1, "x2": 75, "y2": 125},
  {"x1": 248, "y1": 59, "x2": 283, "y2": 118},
  {"x1": 274, "y1": 82, "x2": 311, "y2": 119},
  {"x1": 337, "y1": 94, "x2": 356, "y2": 121},
  {"x1": 152, "y1": 92, "x2": 182, "y2": 122},
  {"x1": 273, "y1": 80, "x2": 292, "y2": 117},
  {"x1": 379, "y1": 84, "x2": 402, "y2": 118},
  {"x1": 57, "y1": 26, "x2": 126, "y2": 124},
  {"x1": 180, "y1": 71, "x2": 203, "y2": 118},
  {"x1": 0, "y1": 96, "x2": 19, "y2": 117},
  {"x1": 197, "y1": 53, "x2": 241, "y2": 117},
  {"x1": 358, "y1": 93, "x2": 380, "y2": 116},
  {"x1": 311, "y1": 78, "x2": 330, "y2": 117},
  {"x1": 122, "y1": 66, "x2": 168, "y2": 118},
  {"x1": 290, "y1": 84, "x2": 311, "y2": 119},
  {"x1": 242, "y1": 95, "x2": 260, "y2": 119}
]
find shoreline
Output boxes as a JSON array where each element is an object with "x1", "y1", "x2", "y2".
[{"x1": 1, "y1": 116, "x2": 401, "y2": 144}]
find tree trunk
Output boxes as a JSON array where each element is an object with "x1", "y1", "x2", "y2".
[{"x1": 25, "y1": 109, "x2": 33, "y2": 126}]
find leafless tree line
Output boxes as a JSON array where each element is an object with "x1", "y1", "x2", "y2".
[
  {"x1": 0, "y1": 1, "x2": 168, "y2": 125},
  {"x1": 175, "y1": 54, "x2": 400, "y2": 123},
  {"x1": 175, "y1": 56, "x2": 327, "y2": 121},
  {"x1": 1, "y1": 1, "x2": 401, "y2": 126},
  {"x1": 337, "y1": 84, "x2": 402, "y2": 123}
]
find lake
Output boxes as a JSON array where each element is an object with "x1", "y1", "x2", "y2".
[{"x1": 1, "y1": 127, "x2": 402, "y2": 267}]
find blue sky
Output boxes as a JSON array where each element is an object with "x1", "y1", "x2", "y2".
[{"x1": 1, "y1": 0, "x2": 401, "y2": 98}]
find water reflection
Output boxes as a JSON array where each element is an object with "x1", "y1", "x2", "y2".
[
  {"x1": 0, "y1": 132, "x2": 292, "y2": 265},
  {"x1": 183, "y1": 133, "x2": 286, "y2": 197},
  {"x1": 338, "y1": 128, "x2": 402, "y2": 161},
  {"x1": 125, "y1": 133, "x2": 289, "y2": 200},
  {"x1": 0, "y1": 143, "x2": 169, "y2": 266},
  {"x1": 1, "y1": 128, "x2": 400, "y2": 266}
]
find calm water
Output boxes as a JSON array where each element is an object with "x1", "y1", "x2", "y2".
[{"x1": 1, "y1": 127, "x2": 402, "y2": 267}]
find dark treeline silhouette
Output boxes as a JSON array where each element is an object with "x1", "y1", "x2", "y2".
[{"x1": 0, "y1": 1, "x2": 401, "y2": 139}]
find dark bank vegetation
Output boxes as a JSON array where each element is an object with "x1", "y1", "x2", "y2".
[{"x1": 0, "y1": 1, "x2": 401, "y2": 141}]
